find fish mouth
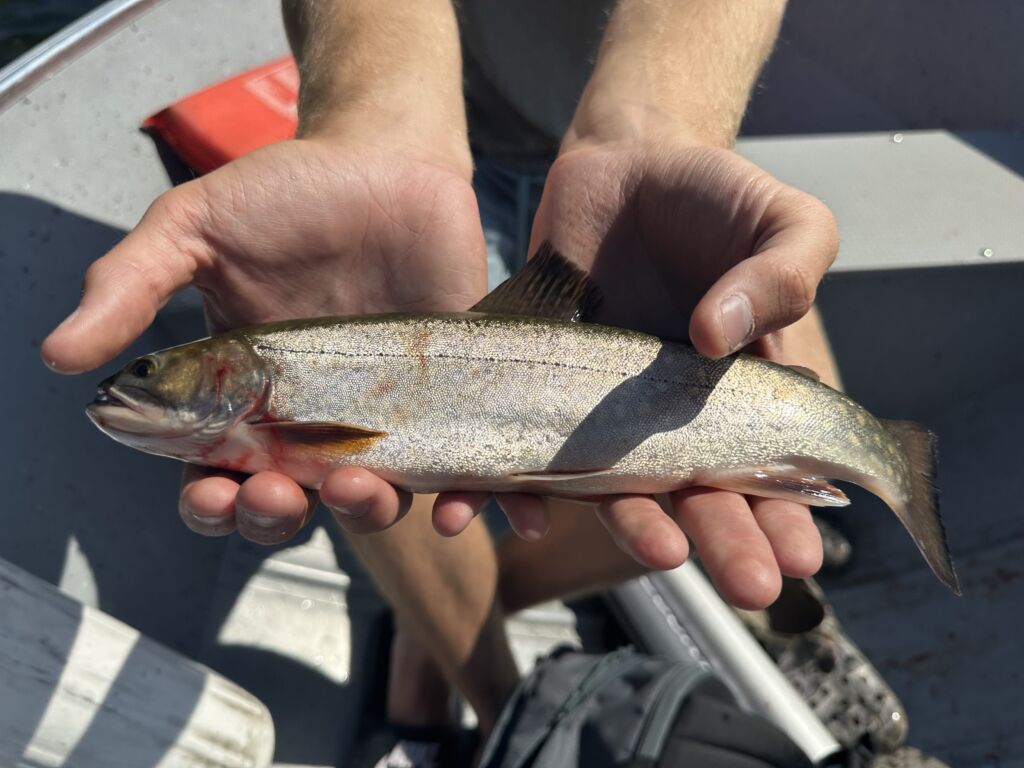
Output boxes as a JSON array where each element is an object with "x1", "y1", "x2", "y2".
[
  {"x1": 91, "y1": 384, "x2": 129, "y2": 408},
  {"x1": 86, "y1": 384, "x2": 164, "y2": 435},
  {"x1": 89, "y1": 383, "x2": 149, "y2": 413}
]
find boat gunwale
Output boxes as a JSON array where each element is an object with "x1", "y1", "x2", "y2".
[{"x1": 0, "y1": 0, "x2": 164, "y2": 113}]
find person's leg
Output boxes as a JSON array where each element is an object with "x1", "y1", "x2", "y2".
[
  {"x1": 343, "y1": 493, "x2": 519, "y2": 735},
  {"x1": 384, "y1": 617, "x2": 453, "y2": 728},
  {"x1": 374, "y1": 306, "x2": 843, "y2": 735},
  {"x1": 352, "y1": 159, "x2": 549, "y2": 760},
  {"x1": 496, "y1": 501, "x2": 646, "y2": 613}
]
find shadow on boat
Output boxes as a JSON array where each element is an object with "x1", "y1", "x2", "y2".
[{"x1": 2, "y1": 191, "x2": 391, "y2": 764}]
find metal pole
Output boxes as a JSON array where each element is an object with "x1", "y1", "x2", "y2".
[{"x1": 609, "y1": 562, "x2": 841, "y2": 764}]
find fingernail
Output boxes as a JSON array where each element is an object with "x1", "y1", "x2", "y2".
[
  {"x1": 517, "y1": 517, "x2": 550, "y2": 542},
  {"x1": 246, "y1": 514, "x2": 287, "y2": 529},
  {"x1": 328, "y1": 503, "x2": 369, "y2": 519},
  {"x1": 520, "y1": 526, "x2": 546, "y2": 542},
  {"x1": 42, "y1": 310, "x2": 82, "y2": 372},
  {"x1": 188, "y1": 510, "x2": 231, "y2": 527},
  {"x1": 720, "y1": 293, "x2": 754, "y2": 352}
]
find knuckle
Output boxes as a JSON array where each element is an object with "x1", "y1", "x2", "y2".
[
  {"x1": 144, "y1": 184, "x2": 213, "y2": 267},
  {"x1": 147, "y1": 184, "x2": 205, "y2": 229},
  {"x1": 810, "y1": 199, "x2": 841, "y2": 262},
  {"x1": 776, "y1": 259, "x2": 818, "y2": 318},
  {"x1": 794, "y1": 194, "x2": 840, "y2": 265},
  {"x1": 82, "y1": 258, "x2": 107, "y2": 290}
]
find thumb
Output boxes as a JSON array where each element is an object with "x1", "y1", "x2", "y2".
[
  {"x1": 41, "y1": 184, "x2": 213, "y2": 373},
  {"x1": 689, "y1": 193, "x2": 838, "y2": 358}
]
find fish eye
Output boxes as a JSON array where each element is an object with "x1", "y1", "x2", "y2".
[{"x1": 131, "y1": 358, "x2": 156, "y2": 379}]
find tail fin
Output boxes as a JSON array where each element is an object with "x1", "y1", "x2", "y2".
[{"x1": 881, "y1": 419, "x2": 960, "y2": 595}]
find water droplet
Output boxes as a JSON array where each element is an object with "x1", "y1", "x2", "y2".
[
  {"x1": 300, "y1": 598, "x2": 312, "y2": 610},
  {"x1": 314, "y1": 654, "x2": 324, "y2": 667},
  {"x1": 979, "y1": 247, "x2": 994, "y2": 258},
  {"x1": 891, "y1": 133, "x2": 904, "y2": 144}
]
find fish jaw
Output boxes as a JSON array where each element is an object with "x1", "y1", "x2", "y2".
[
  {"x1": 86, "y1": 381, "x2": 209, "y2": 458},
  {"x1": 87, "y1": 382, "x2": 196, "y2": 438}
]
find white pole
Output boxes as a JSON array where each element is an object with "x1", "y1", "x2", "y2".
[{"x1": 610, "y1": 562, "x2": 841, "y2": 764}]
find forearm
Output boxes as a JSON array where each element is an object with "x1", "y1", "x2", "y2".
[
  {"x1": 283, "y1": 0, "x2": 470, "y2": 170},
  {"x1": 566, "y1": 0, "x2": 786, "y2": 149}
]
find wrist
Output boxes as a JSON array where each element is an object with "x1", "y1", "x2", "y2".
[
  {"x1": 299, "y1": 101, "x2": 474, "y2": 181},
  {"x1": 561, "y1": 97, "x2": 711, "y2": 156},
  {"x1": 563, "y1": 0, "x2": 786, "y2": 154},
  {"x1": 286, "y1": 0, "x2": 472, "y2": 178},
  {"x1": 562, "y1": 67, "x2": 734, "y2": 154}
]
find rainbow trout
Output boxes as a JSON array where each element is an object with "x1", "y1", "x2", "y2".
[{"x1": 86, "y1": 246, "x2": 958, "y2": 592}]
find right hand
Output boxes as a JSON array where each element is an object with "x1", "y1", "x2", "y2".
[{"x1": 42, "y1": 136, "x2": 492, "y2": 543}]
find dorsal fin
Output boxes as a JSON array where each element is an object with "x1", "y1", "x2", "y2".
[{"x1": 470, "y1": 241, "x2": 602, "y2": 321}]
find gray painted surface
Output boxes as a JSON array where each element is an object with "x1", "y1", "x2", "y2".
[
  {"x1": 0, "y1": 559, "x2": 275, "y2": 767},
  {"x1": 740, "y1": 131, "x2": 1024, "y2": 273},
  {"x1": 1, "y1": 0, "x2": 1023, "y2": 765}
]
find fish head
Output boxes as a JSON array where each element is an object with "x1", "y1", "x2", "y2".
[{"x1": 86, "y1": 335, "x2": 267, "y2": 456}]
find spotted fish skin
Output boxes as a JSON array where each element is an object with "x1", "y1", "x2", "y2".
[
  {"x1": 86, "y1": 311, "x2": 957, "y2": 593},
  {"x1": 237, "y1": 314, "x2": 888, "y2": 495}
]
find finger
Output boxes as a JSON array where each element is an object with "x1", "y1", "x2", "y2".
[
  {"x1": 41, "y1": 183, "x2": 213, "y2": 373},
  {"x1": 749, "y1": 497, "x2": 823, "y2": 579},
  {"x1": 596, "y1": 494, "x2": 689, "y2": 571},
  {"x1": 320, "y1": 466, "x2": 412, "y2": 535},
  {"x1": 495, "y1": 493, "x2": 551, "y2": 542},
  {"x1": 433, "y1": 491, "x2": 492, "y2": 537},
  {"x1": 670, "y1": 487, "x2": 781, "y2": 609},
  {"x1": 689, "y1": 193, "x2": 839, "y2": 358},
  {"x1": 234, "y1": 471, "x2": 314, "y2": 544},
  {"x1": 179, "y1": 464, "x2": 242, "y2": 537},
  {"x1": 746, "y1": 330, "x2": 783, "y2": 362}
]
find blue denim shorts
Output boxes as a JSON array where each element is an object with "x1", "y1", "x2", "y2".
[{"x1": 473, "y1": 156, "x2": 549, "y2": 290}]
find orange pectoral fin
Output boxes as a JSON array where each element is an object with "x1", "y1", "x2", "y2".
[{"x1": 254, "y1": 421, "x2": 388, "y2": 456}]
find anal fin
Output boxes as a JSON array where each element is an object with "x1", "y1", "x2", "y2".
[{"x1": 700, "y1": 467, "x2": 850, "y2": 507}]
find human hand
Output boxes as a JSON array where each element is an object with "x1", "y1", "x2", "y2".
[
  {"x1": 42, "y1": 135, "x2": 491, "y2": 544},
  {"x1": 471, "y1": 137, "x2": 838, "y2": 609}
]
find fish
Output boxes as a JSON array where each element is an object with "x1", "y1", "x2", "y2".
[{"x1": 86, "y1": 244, "x2": 959, "y2": 593}]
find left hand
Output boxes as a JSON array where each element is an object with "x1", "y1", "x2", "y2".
[{"x1": 437, "y1": 138, "x2": 839, "y2": 609}]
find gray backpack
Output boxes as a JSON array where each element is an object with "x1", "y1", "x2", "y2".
[{"x1": 479, "y1": 646, "x2": 816, "y2": 768}]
